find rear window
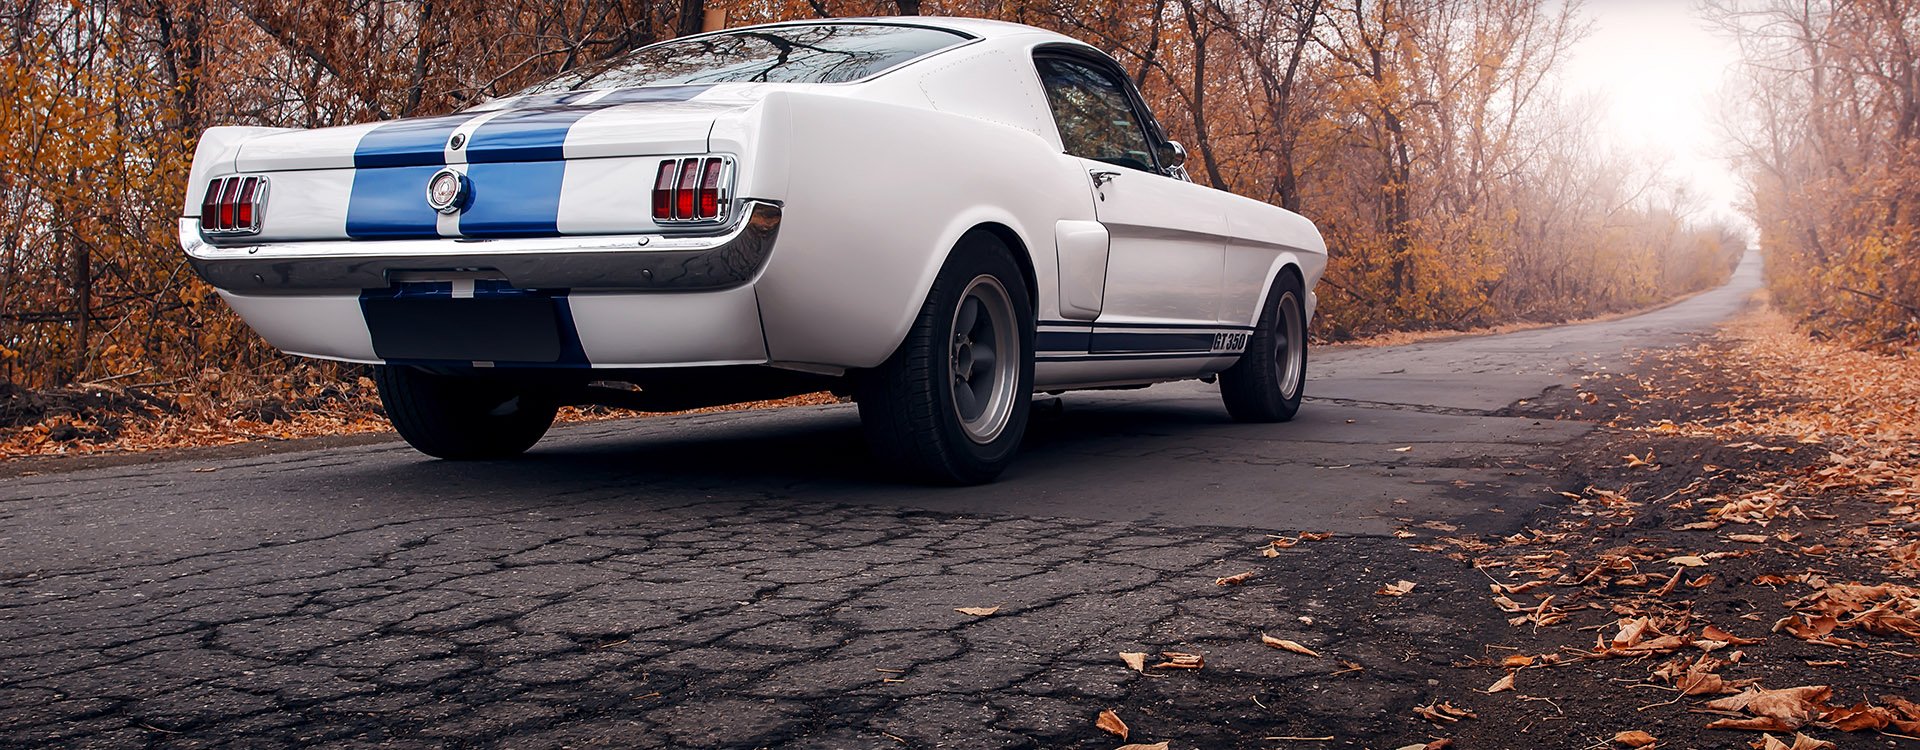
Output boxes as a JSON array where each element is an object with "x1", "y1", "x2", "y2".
[{"x1": 516, "y1": 24, "x2": 972, "y2": 94}]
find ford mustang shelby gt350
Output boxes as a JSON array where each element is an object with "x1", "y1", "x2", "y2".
[{"x1": 180, "y1": 17, "x2": 1327, "y2": 484}]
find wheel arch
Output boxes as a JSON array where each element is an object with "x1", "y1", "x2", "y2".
[
  {"x1": 1246, "y1": 249, "x2": 1323, "y2": 327},
  {"x1": 958, "y1": 221, "x2": 1040, "y2": 314}
]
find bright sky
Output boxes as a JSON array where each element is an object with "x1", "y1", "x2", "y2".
[{"x1": 1559, "y1": 0, "x2": 1747, "y2": 232}]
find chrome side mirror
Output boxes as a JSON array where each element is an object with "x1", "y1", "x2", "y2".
[
  {"x1": 1158, "y1": 140, "x2": 1192, "y2": 181},
  {"x1": 1160, "y1": 140, "x2": 1188, "y2": 169}
]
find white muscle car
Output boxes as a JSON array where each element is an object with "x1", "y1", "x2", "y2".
[{"x1": 180, "y1": 17, "x2": 1327, "y2": 483}]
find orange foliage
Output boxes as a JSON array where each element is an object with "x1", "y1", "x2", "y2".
[
  {"x1": 1, "y1": 0, "x2": 1742, "y2": 405},
  {"x1": 1714, "y1": 0, "x2": 1920, "y2": 349}
]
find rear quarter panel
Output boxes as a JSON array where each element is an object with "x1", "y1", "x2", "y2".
[
  {"x1": 1220, "y1": 193, "x2": 1328, "y2": 326},
  {"x1": 742, "y1": 90, "x2": 1088, "y2": 369}
]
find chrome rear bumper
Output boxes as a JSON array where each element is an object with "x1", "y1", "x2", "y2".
[{"x1": 181, "y1": 201, "x2": 781, "y2": 295}]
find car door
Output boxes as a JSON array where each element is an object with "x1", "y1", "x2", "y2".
[{"x1": 1033, "y1": 52, "x2": 1228, "y2": 358}]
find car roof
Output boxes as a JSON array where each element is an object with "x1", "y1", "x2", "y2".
[{"x1": 715, "y1": 16, "x2": 1084, "y2": 46}]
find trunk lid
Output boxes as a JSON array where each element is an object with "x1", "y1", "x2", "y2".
[
  {"x1": 233, "y1": 85, "x2": 745, "y2": 173},
  {"x1": 205, "y1": 85, "x2": 774, "y2": 242}
]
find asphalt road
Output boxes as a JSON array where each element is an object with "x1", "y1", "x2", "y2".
[{"x1": 0, "y1": 255, "x2": 1763, "y2": 748}]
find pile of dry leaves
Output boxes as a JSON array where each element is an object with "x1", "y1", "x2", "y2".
[{"x1": 1407, "y1": 304, "x2": 1920, "y2": 747}]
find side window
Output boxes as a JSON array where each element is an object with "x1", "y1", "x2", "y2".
[{"x1": 1034, "y1": 56, "x2": 1157, "y2": 172}]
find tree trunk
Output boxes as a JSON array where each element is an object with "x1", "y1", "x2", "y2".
[{"x1": 676, "y1": 0, "x2": 705, "y2": 37}]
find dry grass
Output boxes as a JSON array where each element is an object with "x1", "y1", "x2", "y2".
[{"x1": 0, "y1": 374, "x2": 840, "y2": 461}]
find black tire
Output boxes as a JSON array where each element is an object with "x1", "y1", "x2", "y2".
[
  {"x1": 1220, "y1": 270, "x2": 1308, "y2": 422},
  {"x1": 374, "y1": 365, "x2": 557, "y2": 460},
  {"x1": 855, "y1": 234, "x2": 1035, "y2": 485}
]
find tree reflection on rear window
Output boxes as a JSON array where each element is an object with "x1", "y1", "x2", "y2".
[{"x1": 517, "y1": 24, "x2": 972, "y2": 94}]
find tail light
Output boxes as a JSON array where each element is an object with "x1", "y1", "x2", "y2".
[
  {"x1": 200, "y1": 175, "x2": 268, "y2": 236},
  {"x1": 650, "y1": 156, "x2": 732, "y2": 224}
]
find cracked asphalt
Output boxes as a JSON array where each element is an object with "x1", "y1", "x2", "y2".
[{"x1": 0, "y1": 256, "x2": 1762, "y2": 749}]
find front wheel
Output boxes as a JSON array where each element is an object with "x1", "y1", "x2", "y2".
[
  {"x1": 374, "y1": 366, "x2": 557, "y2": 459},
  {"x1": 855, "y1": 236, "x2": 1035, "y2": 485},
  {"x1": 1220, "y1": 271, "x2": 1308, "y2": 422}
]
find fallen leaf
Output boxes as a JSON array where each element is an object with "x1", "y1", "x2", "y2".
[
  {"x1": 1702, "y1": 625, "x2": 1764, "y2": 645},
  {"x1": 1119, "y1": 652, "x2": 1148, "y2": 672},
  {"x1": 1215, "y1": 571, "x2": 1254, "y2": 586},
  {"x1": 1677, "y1": 671, "x2": 1729, "y2": 695},
  {"x1": 1095, "y1": 709, "x2": 1128, "y2": 740},
  {"x1": 1750, "y1": 733, "x2": 1835, "y2": 750},
  {"x1": 1114, "y1": 744, "x2": 1170, "y2": 750},
  {"x1": 1819, "y1": 702, "x2": 1893, "y2": 731},
  {"x1": 1612, "y1": 730, "x2": 1657, "y2": 747},
  {"x1": 955, "y1": 606, "x2": 999, "y2": 617},
  {"x1": 1299, "y1": 531, "x2": 1334, "y2": 541},
  {"x1": 1669, "y1": 555, "x2": 1709, "y2": 567},
  {"x1": 1729, "y1": 533, "x2": 1771, "y2": 544},
  {"x1": 1500, "y1": 654, "x2": 1536, "y2": 668},
  {"x1": 1709, "y1": 716, "x2": 1799, "y2": 732},
  {"x1": 1261, "y1": 633, "x2": 1321, "y2": 657},
  {"x1": 1152, "y1": 651, "x2": 1203, "y2": 670},
  {"x1": 1484, "y1": 672, "x2": 1516, "y2": 694},
  {"x1": 1707, "y1": 685, "x2": 1831, "y2": 730},
  {"x1": 1377, "y1": 580, "x2": 1417, "y2": 597},
  {"x1": 1393, "y1": 446, "x2": 1414, "y2": 452},
  {"x1": 1413, "y1": 701, "x2": 1476, "y2": 724}
]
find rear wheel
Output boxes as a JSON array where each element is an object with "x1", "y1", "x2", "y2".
[
  {"x1": 374, "y1": 366, "x2": 556, "y2": 459},
  {"x1": 1220, "y1": 271, "x2": 1308, "y2": 422},
  {"x1": 855, "y1": 235, "x2": 1034, "y2": 484}
]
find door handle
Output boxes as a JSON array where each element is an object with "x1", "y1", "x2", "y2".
[{"x1": 1090, "y1": 170, "x2": 1122, "y2": 187}]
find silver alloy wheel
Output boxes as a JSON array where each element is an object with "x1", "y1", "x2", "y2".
[
  {"x1": 1276, "y1": 291, "x2": 1305, "y2": 400},
  {"x1": 950, "y1": 274, "x2": 1020, "y2": 444}
]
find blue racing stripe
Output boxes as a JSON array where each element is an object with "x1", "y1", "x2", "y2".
[
  {"x1": 465, "y1": 108, "x2": 597, "y2": 164},
  {"x1": 460, "y1": 162, "x2": 565, "y2": 237},
  {"x1": 346, "y1": 165, "x2": 443, "y2": 239},
  {"x1": 347, "y1": 87, "x2": 715, "y2": 239},
  {"x1": 1090, "y1": 330, "x2": 1217, "y2": 353},
  {"x1": 590, "y1": 84, "x2": 716, "y2": 106},
  {"x1": 1036, "y1": 329, "x2": 1091, "y2": 353},
  {"x1": 354, "y1": 113, "x2": 472, "y2": 168}
]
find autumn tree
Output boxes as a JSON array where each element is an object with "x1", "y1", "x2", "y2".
[
  {"x1": 0, "y1": 0, "x2": 1745, "y2": 398},
  {"x1": 1713, "y1": 0, "x2": 1919, "y2": 347}
]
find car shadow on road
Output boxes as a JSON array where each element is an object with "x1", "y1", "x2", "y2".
[{"x1": 358, "y1": 395, "x2": 1252, "y2": 498}]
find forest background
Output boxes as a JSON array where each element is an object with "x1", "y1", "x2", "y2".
[{"x1": 0, "y1": 0, "x2": 1910, "y2": 448}]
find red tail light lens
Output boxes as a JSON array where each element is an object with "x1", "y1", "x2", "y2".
[
  {"x1": 675, "y1": 159, "x2": 700, "y2": 220},
  {"x1": 200, "y1": 176, "x2": 267, "y2": 236},
  {"x1": 652, "y1": 161, "x2": 677, "y2": 221},
  {"x1": 652, "y1": 156, "x2": 732, "y2": 224},
  {"x1": 218, "y1": 178, "x2": 241, "y2": 230},
  {"x1": 235, "y1": 177, "x2": 258, "y2": 228},
  {"x1": 200, "y1": 181, "x2": 221, "y2": 226},
  {"x1": 698, "y1": 158, "x2": 723, "y2": 219}
]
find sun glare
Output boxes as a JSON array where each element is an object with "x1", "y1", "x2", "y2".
[{"x1": 1562, "y1": 0, "x2": 1745, "y2": 228}]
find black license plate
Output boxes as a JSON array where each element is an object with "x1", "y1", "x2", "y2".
[{"x1": 362, "y1": 296, "x2": 563, "y2": 363}]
